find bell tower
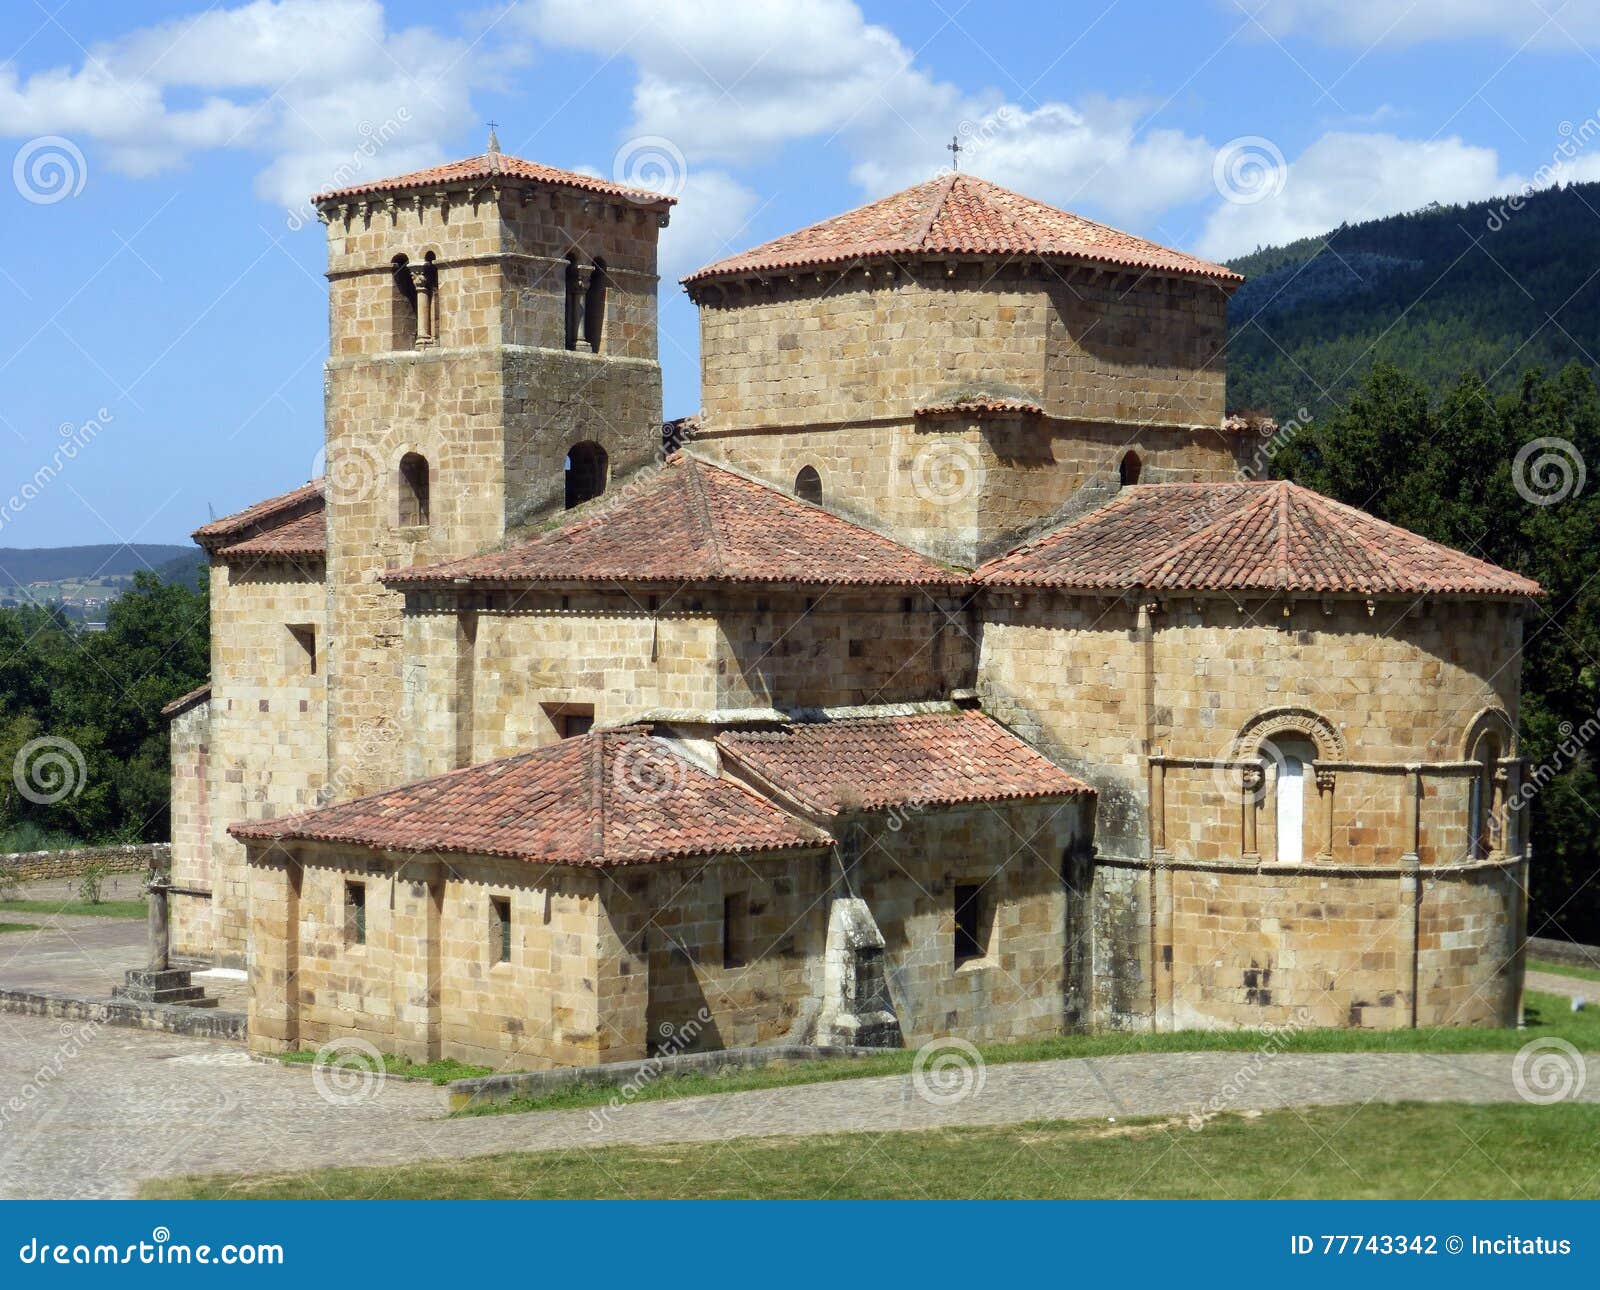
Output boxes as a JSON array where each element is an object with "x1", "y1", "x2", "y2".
[{"x1": 314, "y1": 145, "x2": 673, "y2": 797}]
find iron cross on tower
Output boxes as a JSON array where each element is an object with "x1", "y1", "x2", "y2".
[{"x1": 947, "y1": 134, "x2": 961, "y2": 170}]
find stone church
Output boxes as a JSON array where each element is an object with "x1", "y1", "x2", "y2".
[{"x1": 165, "y1": 139, "x2": 1539, "y2": 1071}]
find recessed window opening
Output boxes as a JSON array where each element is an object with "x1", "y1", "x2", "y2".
[
  {"x1": 795, "y1": 465, "x2": 823, "y2": 504},
  {"x1": 345, "y1": 881, "x2": 367, "y2": 946},
  {"x1": 398, "y1": 452, "x2": 430, "y2": 526},
  {"x1": 1119, "y1": 450, "x2": 1142, "y2": 486},
  {"x1": 491, "y1": 896, "x2": 512, "y2": 964},
  {"x1": 954, "y1": 883, "x2": 988, "y2": 965},
  {"x1": 565, "y1": 441, "x2": 608, "y2": 509},
  {"x1": 583, "y1": 257, "x2": 608, "y2": 352}
]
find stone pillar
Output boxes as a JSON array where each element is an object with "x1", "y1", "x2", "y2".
[
  {"x1": 1400, "y1": 765, "x2": 1422, "y2": 864},
  {"x1": 411, "y1": 263, "x2": 435, "y2": 348},
  {"x1": 1153, "y1": 860, "x2": 1174, "y2": 1032},
  {"x1": 1315, "y1": 767, "x2": 1336, "y2": 861},
  {"x1": 1399, "y1": 857, "x2": 1420, "y2": 1027},
  {"x1": 1241, "y1": 764, "x2": 1262, "y2": 859},
  {"x1": 1149, "y1": 759, "x2": 1167, "y2": 856},
  {"x1": 147, "y1": 873, "x2": 170, "y2": 972}
]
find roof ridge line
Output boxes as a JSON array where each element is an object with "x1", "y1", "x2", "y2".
[
  {"x1": 1133, "y1": 484, "x2": 1264, "y2": 584},
  {"x1": 680, "y1": 455, "x2": 729, "y2": 575},
  {"x1": 589, "y1": 733, "x2": 607, "y2": 862},
  {"x1": 1294, "y1": 485, "x2": 1419, "y2": 589},
  {"x1": 1275, "y1": 480, "x2": 1291, "y2": 591},
  {"x1": 911, "y1": 172, "x2": 960, "y2": 249}
]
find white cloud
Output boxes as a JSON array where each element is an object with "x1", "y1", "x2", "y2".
[
  {"x1": 512, "y1": 0, "x2": 1221, "y2": 234},
  {"x1": 0, "y1": 0, "x2": 489, "y2": 208},
  {"x1": 1196, "y1": 132, "x2": 1511, "y2": 259},
  {"x1": 657, "y1": 169, "x2": 763, "y2": 283},
  {"x1": 1238, "y1": 0, "x2": 1600, "y2": 47}
]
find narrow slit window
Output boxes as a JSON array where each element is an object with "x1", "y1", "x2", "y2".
[
  {"x1": 399, "y1": 452, "x2": 430, "y2": 526},
  {"x1": 583, "y1": 257, "x2": 608, "y2": 352},
  {"x1": 954, "y1": 883, "x2": 987, "y2": 965},
  {"x1": 391, "y1": 254, "x2": 417, "y2": 349},
  {"x1": 345, "y1": 881, "x2": 367, "y2": 946},
  {"x1": 288, "y1": 624, "x2": 316, "y2": 675},
  {"x1": 491, "y1": 896, "x2": 511, "y2": 964},
  {"x1": 1119, "y1": 451, "x2": 1142, "y2": 486},
  {"x1": 795, "y1": 465, "x2": 823, "y2": 504},
  {"x1": 723, "y1": 892, "x2": 749, "y2": 968}
]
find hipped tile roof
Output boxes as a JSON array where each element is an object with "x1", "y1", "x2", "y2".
[
  {"x1": 315, "y1": 153, "x2": 674, "y2": 209},
  {"x1": 230, "y1": 730, "x2": 830, "y2": 866},
  {"x1": 387, "y1": 453, "x2": 964, "y2": 589},
  {"x1": 685, "y1": 173, "x2": 1239, "y2": 286},
  {"x1": 915, "y1": 397, "x2": 1043, "y2": 419},
  {"x1": 193, "y1": 480, "x2": 325, "y2": 560},
  {"x1": 716, "y1": 710, "x2": 1092, "y2": 815},
  {"x1": 975, "y1": 481, "x2": 1542, "y2": 598}
]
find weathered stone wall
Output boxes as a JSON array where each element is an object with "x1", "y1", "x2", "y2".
[
  {"x1": 1418, "y1": 863, "x2": 1522, "y2": 1026},
  {"x1": 1, "y1": 843, "x2": 168, "y2": 884},
  {"x1": 202, "y1": 557, "x2": 327, "y2": 966},
  {"x1": 167, "y1": 695, "x2": 211, "y2": 958},
  {"x1": 321, "y1": 186, "x2": 664, "y2": 801},
  {"x1": 398, "y1": 589, "x2": 978, "y2": 778}
]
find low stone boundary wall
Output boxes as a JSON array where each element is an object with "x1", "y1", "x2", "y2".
[
  {"x1": 0, "y1": 843, "x2": 168, "y2": 884},
  {"x1": 1528, "y1": 936, "x2": 1600, "y2": 972},
  {"x1": 0, "y1": 987, "x2": 246, "y2": 1042},
  {"x1": 442, "y1": 1043, "x2": 878, "y2": 1112}
]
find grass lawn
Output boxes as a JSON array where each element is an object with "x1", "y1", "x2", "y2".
[
  {"x1": 144, "y1": 1101, "x2": 1600, "y2": 1200},
  {"x1": 275, "y1": 1049, "x2": 495, "y2": 1085},
  {"x1": 1530, "y1": 957, "x2": 1600, "y2": 984},
  {"x1": 0, "y1": 898, "x2": 146, "y2": 919},
  {"x1": 450, "y1": 990, "x2": 1599, "y2": 1118},
  {"x1": 0, "y1": 921, "x2": 42, "y2": 933}
]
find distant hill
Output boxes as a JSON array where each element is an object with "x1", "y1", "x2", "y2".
[
  {"x1": 0, "y1": 544, "x2": 197, "y2": 586},
  {"x1": 1224, "y1": 182, "x2": 1600, "y2": 419}
]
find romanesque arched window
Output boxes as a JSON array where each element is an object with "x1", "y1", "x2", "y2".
[
  {"x1": 1119, "y1": 450, "x2": 1142, "y2": 486},
  {"x1": 565, "y1": 441, "x2": 608, "y2": 509},
  {"x1": 583, "y1": 257, "x2": 608, "y2": 353},
  {"x1": 795, "y1": 465, "x2": 823, "y2": 504},
  {"x1": 564, "y1": 254, "x2": 583, "y2": 351},
  {"x1": 398, "y1": 452, "x2": 430, "y2": 526},
  {"x1": 391, "y1": 254, "x2": 418, "y2": 349},
  {"x1": 1262, "y1": 733, "x2": 1317, "y2": 864},
  {"x1": 1470, "y1": 731, "x2": 1503, "y2": 859}
]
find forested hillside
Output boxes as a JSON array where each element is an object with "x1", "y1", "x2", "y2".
[{"x1": 1224, "y1": 183, "x2": 1600, "y2": 418}]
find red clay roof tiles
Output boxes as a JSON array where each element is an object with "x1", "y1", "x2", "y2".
[
  {"x1": 975, "y1": 481, "x2": 1542, "y2": 598},
  {"x1": 915, "y1": 397, "x2": 1043, "y2": 419},
  {"x1": 387, "y1": 453, "x2": 964, "y2": 589},
  {"x1": 684, "y1": 173, "x2": 1239, "y2": 286},
  {"x1": 716, "y1": 710, "x2": 1092, "y2": 815},
  {"x1": 230, "y1": 729, "x2": 830, "y2": 865},
  {"x1": 194, "y1": 480, "x2": 324, "y2": 559},
  {"x1": 160, "y1": 683, "x2": 210, "y2": 719},
  {"x1": 315, "y1": 153, "x2": 674, "y2": 208}
]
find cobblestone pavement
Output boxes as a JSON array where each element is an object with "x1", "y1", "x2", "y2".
[{"x1": 1, "y1": 1011, "x2": 1595, "y2": 1198}]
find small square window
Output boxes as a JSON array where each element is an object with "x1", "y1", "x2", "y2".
[
  {"x1": 723, "y1": 892, "x2": 749, "y2": 968},
  {"x1": 288, "y1": 624, "x2": 316, "y2": 675},
  {"x1": 558, "y1": 711, "x2": 593, "y2": 739},
  {"x1": 345, "y1": 881, "x2": 366, "y2": 946},
  {"x1": 954, "y1": 883, "x2": 988, "y2": 966},
  {"x1": 491, "y1": 896, "x2": 511, "y2": 964}
]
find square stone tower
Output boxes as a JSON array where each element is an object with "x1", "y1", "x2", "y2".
[{"x1": 314, "y1": 146, "x2": 673, "y2": 797}]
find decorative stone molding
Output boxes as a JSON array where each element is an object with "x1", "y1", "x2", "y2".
[
  {"x1": 1233, "y1": 705, "x2": 1347, "y2": 760},
  {"x1": 1461, "y1": 705, "x2": 1515, "y2": 759}
]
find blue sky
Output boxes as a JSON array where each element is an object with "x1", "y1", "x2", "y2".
[{"x1": 4, "y1": 0, "x2": 1600, "y2": 546}]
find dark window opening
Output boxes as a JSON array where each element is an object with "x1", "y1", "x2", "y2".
[
  {"x1": 557, "y1": 709, "x2": 594, "y2": 739},
  {"x1": 565, "y1": 441, "x2": 608, "y2": 508},
  {"x1": 491, "y1": 896, "x2": 511, "y2": 964},
  {"x1": 399, "y1": 452, "x2": 430, "y2": 526},
  {"x1": 1119, "y1": 451, "x2": 1142, "y2": 486},
  {"x1": 583, "y1": 257, "x2": 608, "y2": 353},
  {"x1": 954, "y1": 883, "x2": 987, "y2": 965},
  {"x1": 563, "y1": 254, "x2": 583, "y2": 350},
  {"x1": 345, "y1": 881, "x2": 367, "y2": 946},
  {"x1": 391, "y1": 254, "x2": 417, "y2": 349},
  {"x1": 723, "y1": 892, "x2": 749, "y2": 968},
  {"x1": 288, "y1": 624, "x2": 316, "y2": 675},
  {"x1": 794, "y1": 465, "x2": 823, "y2": 504}
]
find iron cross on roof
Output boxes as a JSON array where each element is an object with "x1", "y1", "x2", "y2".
[{"x1": 947, "y1": 134, "x2": 961, "y2": 170}]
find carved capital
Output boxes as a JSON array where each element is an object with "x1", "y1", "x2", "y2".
[
  {"x1": 1314, "y1": 767, "x2": 1337, "y2": 793},
  {"x1": 1241, "y1": 764, "x2": 1264, "y2": 793}
]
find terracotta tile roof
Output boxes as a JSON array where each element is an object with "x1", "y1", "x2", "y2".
[
  {"x1": 217, "y1": 507, "x2": 326, "y2": 559},
  {"x1": 915, "y1": 397, "x2": 1043, "y2": 419},
  {"x1": 314, "y1": 152, "x2": 674, "y2": 208},
  {"x1": 193, "y1": 480, "x2": 324, "y2": 559},
  {"x1": 160, "y1": 683, "x2": 210, "y2": 719},
  {"x1": 684, "y1": 173, "x2": 1239, "y2": 286},
  {"x1": 230, "y1": 730, "x2": 830, "y2": 865},
  {"x1": 716, "y1": 709, "x2": 1092, "y2": 815},
  {"x1": 976, "y1": 481, "x2": 1542, "y2": 598},
  {"x1": 387, "y1": 453, "x2": 965, "y2": 589}
]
